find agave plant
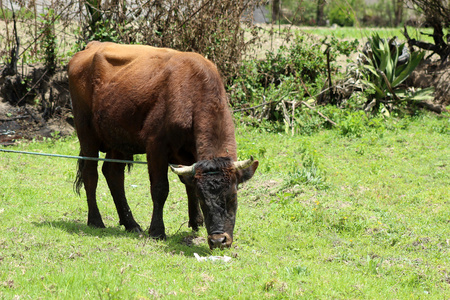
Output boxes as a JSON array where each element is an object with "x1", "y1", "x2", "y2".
[{"x1": 359, "y1": 33, "x2": 434, "y2": 113}]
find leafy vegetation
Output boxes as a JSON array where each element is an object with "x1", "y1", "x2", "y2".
[
  {"x1": 357, "y1": 33, "x2": 434, "y2": 114},
  {"x1": 229, "y1": 32, "x2": 359, "y2": 128},
  {"x1": 1, "y1": 111, "x2": 449, "y2": 298},
  {"x1": 230, "y1": 33, "x2": 328, "y2": 107},
  {"x1": 38, "y1": 8, "x2": 58, "y2": 75},
  {"x1": 272, "y1": 0, "x2": 404, "y2": 27},
  {"x1": 327, "y1": 1, "x2": 356, "y2": 27}
]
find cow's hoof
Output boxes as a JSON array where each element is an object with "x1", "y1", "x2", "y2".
[
  {"x1": 126, "y1": 225, "x2": 143, "y2": 233},
  {"x1": 122, "y1": 220, "x2": 143, "y2": 233},
  {"x1": 149, "y1": 231, "x2": 166, "y2": 240},
  {"x1": 88, "y1": 219, "x2": 106, "y2": 229}
]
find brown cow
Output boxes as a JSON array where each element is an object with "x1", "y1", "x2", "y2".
[{"x1": 68, "y1": 41, "x2": 258, "y2": 249}]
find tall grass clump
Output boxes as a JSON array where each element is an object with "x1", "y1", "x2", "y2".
[{"x1": 283, "y1": 147, "x2": 328, "y2": 190}]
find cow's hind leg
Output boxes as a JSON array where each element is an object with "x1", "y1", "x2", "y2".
[
  {"x1": 76, "y1": 152, "x2": 105, "y2": 228},
  {"x1": 102, "y1": 151, "x2": 142, "y2": 233},
  {"x1": 186, "y1": 185, "x2": 203, "y2": 231}
]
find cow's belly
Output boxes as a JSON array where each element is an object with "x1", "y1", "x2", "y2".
[{"x1": 94, "y1": 109, "x2": 147, "y2": 154}]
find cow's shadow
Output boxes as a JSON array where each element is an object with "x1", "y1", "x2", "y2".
[{"x1": 33, "y1": 220, "x2": 211, "y2": 256}]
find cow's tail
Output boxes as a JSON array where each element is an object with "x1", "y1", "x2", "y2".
[
  {"x1": 74, "y1": 156, "x2": 84, "y2": 195},
  {"x1": 73, "y1": 153, "x2": 133, "y2": 195}
]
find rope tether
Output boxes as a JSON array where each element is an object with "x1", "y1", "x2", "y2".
[{"x1": 0, "y1": 148, "x2": 148, "y2": 165}]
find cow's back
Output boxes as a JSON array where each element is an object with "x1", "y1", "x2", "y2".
[{"x1": 68, "y1": 42, "x2": 178, "y2": 110}]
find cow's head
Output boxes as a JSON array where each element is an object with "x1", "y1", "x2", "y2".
[{"x1": 170, "y1": 157, "x2": 258, "y2": 249}]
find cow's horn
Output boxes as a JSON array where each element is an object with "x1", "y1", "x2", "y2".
[
  {"x1": 169, "y1": 164, "x2": 195, "y2": 176},
  {"x1": 233, "y1": 156, "x2": 254, "y2": 170}
]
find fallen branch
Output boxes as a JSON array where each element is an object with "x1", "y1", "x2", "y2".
[
  {"x1": 403, "y1": 25, "x2": 450, "y2": 61},
  {"x1": 300, "y1": 101, "x2": 337, "y2": 126},
  {"x1": 416, "y1": 101, "x2": 447, "y2": 114},
  {"x1": 0, "y1": 116, "x2": 29, "y2": 122},
  {"x1": 232, "y1": 100, "x2": 278, "y2": 113}
]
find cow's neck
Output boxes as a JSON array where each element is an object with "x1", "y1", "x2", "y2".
[
  {"x1": 194, "y1": 111, "x2": 238, "y2": 162},
  {"x1": 196, "y1": 138, "x2": 237, "y2": 162}
]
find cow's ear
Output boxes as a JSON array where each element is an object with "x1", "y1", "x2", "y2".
[{"x1": 237, "y1": 160, "x2": 259, "y2": 184}]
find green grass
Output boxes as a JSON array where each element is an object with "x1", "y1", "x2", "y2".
[
  {"x1": 298, "y1": 26, "x2": 448, "y2": 44},
  {"x1": 1, "y1": 112, "x2": 449, "y2": 298}
]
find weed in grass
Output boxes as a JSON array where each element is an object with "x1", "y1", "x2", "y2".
[
  {"x1": 430, "y1": 118, "x2": 450, "y2": 135},
  {"x1": 365, "y1": 255, "x2": 384, "y2": 275},
  {"x1": 285, "y1": 163, "x2": 327, "y2": 190},
  {"x1": 283, "y1": 147, "x2": 328, "y2": 190},
  {"x1": 285, "y1": 265, "x2": 310, "y2": 277},
  {"x1": 339, "y1": 110, "x2": 386, "y2": 137}
]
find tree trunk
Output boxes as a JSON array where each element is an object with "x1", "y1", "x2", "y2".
[
  {"x1": 272, "y1": 0, "x2": 280, "y2": 23},
  {"x1": 316, "y1": 0, "x2": 326, "y2": 26},
  {"x1": 393, "y1": 0, "x2": 403, "y2": 26}
]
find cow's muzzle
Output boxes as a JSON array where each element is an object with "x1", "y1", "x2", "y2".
[{"x1": 207, "y1": 232, "x2": 232, "y2": 249}]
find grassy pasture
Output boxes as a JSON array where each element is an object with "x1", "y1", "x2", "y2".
[
  {"x1": 0, "y1": 112, "x2": 449, "y2": 299},
  {"x1": 298, "y1": 26, "x2": 448, "y2": 44}
]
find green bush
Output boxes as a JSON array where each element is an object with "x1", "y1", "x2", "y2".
[
  {"x1": 229, "y1": 34, "x2": 328, "y2": 109},
  {"x1": 328, "y1": 4, "x2": 355, "y2": 26},
  {"x1": 230, "y1": 33, "x2": 362, "y2": 136},
  {"x1": 38, "y1": 9, "x2": 58, "y2": 75}
]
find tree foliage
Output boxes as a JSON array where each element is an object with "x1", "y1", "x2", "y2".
[{"x1": 404, "y1": 0, "x2": 450, "y2": 61}]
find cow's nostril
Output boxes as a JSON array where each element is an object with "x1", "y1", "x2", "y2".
[{"x1": 209, "y1": 236, "x2": 226, "y2": 248}]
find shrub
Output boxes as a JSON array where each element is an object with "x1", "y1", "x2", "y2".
[
  {"x1": 229, "y1": 33, "x2": 328, "y2": 109},
  {"x1": 229, "y1": 32, "x2": 361, "y2": 135},
  {"x1": 74, "y1": 0, "x2": 260, "y2": 83},
  {"x1": 38, "y1": 8, "x2": 58, "y2": 75},
  {"x1": 328, "y1": 5, "x2": 355, "y2": 27}
]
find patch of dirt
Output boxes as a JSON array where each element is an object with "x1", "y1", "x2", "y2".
[
  {"x1": 0, "y1": 64, "x2": 74, "y2": 145},
  {"x1": 181, "y1": 235, "x2": 206, "y2": 247},
  {"x1": 0, "y1": 101, "x2": 74, "y2": 145},
  {"x1": 408, "y1": 59, "x2": 450, "y2": 107}
]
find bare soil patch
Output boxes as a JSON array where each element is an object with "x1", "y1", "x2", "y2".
[
  {"x1": 409, "y1": 59, "x2": 450, "y2": 107},
  {"x1": 0, "y1": 100, "x2": 74, "y2": 145},
  {"x1": 0, "y1": 66, "x2": 74, "y2": 145}
]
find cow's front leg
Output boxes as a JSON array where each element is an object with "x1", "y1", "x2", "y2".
[
  {"x1": 148, "y1": 178, "x2": 169, "y2": 239},
  {"x1": 102, "y1": 151, "x2": 142, "y2": 233},
  {"x1": 147, "y1": 152, "x2": 169, "y2": 240}
]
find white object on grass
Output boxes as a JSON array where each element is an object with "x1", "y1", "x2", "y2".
[{"x1": 194, "y1": 253, "x2": 232, "y2": 262}]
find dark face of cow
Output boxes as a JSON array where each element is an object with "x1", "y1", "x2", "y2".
[
  {"x1": 170, "y1": 157, "x2": 258, "y2": 249},
  {"x1": 194, "y1": 158, "x2": 238, "y2": 249}
]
